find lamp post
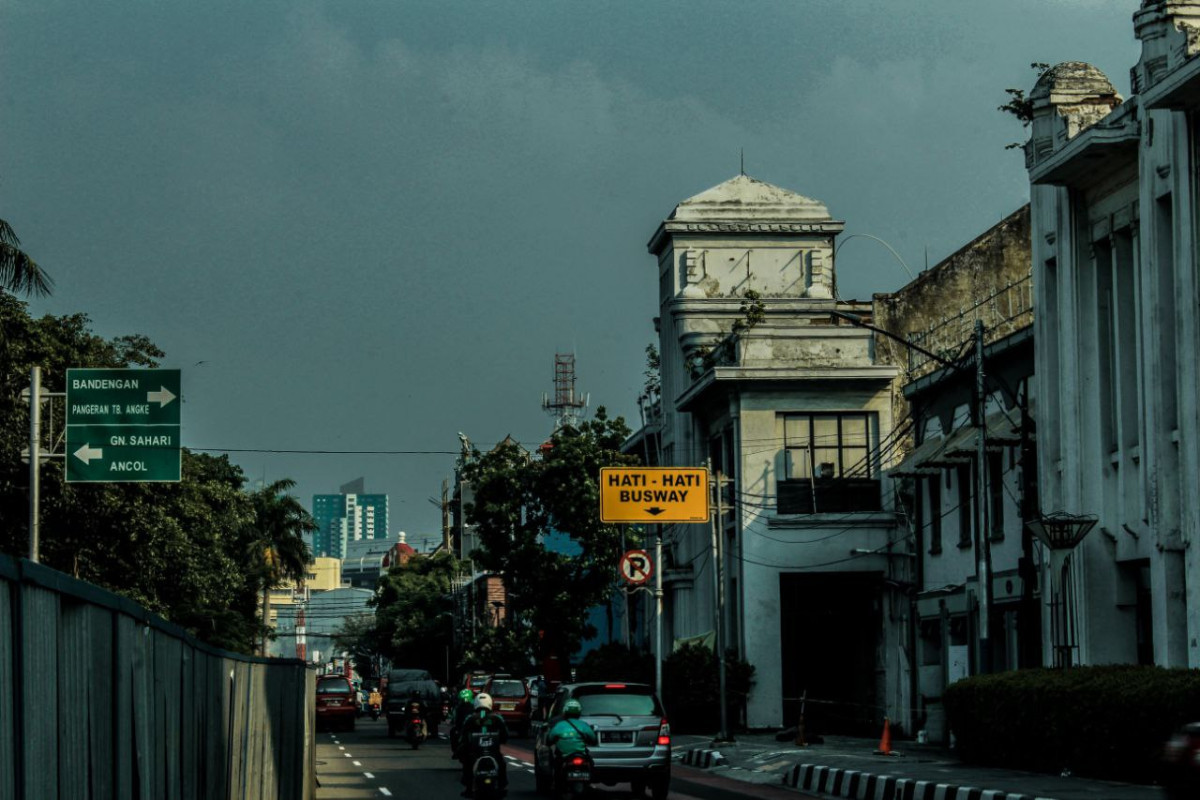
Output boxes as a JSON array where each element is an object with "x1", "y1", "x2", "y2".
[{"x1": 1026, "y1": 512, "x2": 1097, "y2": 667}]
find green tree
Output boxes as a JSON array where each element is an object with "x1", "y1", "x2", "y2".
[
  {"x1": 0, "y1": 218, "x2": 52, "y2": 296},
  {"x1": 463, "y1": 408, "x2": 637, "y2": 668},
  {"x1": 249, "y1": 478, "x2": 316, "y2": 654},
  {"x1": 0, "y1": 293, "x2": 304, "y2": 654},
  {"x1": 332, "y1": 613, "x2": 387, "y2": 680},
  {"x1": 372, "y1": 551, "x2": 461, "y2": 679}
]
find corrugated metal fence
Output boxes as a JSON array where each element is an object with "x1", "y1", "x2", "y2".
[{"x1": 0, "y1": 553, "x2": 316, "y2": 800}]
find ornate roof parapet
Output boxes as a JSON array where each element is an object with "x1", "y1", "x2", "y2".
[
  {"x1": 1025, "y1": 62, "x2": 1122, "y2": 169},
  {"x1": 1134, "y1": 1, "x2": 1200, "y2": 94}
]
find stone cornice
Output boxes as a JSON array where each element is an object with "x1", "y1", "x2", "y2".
[{"x1": 647, "y1": 219, "x2": 846, "y2": 254}]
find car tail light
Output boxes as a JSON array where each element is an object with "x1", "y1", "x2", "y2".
[
  {"x1": 569, "y1": 755, "x2": 586, "y2": 767},
  {"x1": 604, "y1": 683, "x2": 626, "y2": 689},
  {"x1": 657, "y1": 719, "x2": 670, "y2": 746}
]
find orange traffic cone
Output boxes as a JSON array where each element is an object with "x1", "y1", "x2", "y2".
[{"x1": 874, "y1": 717, "x2": 893, "y2": 756}]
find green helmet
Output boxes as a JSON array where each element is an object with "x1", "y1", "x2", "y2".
[
  {"x1": 458, "y1": 688, "x2": 474, "y2": 703},
  {"x1": 564, "y1": 699, "x2": 583, "y2": 719}
]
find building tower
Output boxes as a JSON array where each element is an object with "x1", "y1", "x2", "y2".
[{"x1": 541, "y1": 353, "x2": 589, "y2": 430}]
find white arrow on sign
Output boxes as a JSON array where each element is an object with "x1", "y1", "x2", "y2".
[
  {"x1": 147, "y1": 386, "x2": 176, "y2": 407},
  {"x1": 73, "y1": 443, "x2": 104, "y2": 464}
]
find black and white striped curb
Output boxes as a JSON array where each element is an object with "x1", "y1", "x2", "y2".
[
  {"x1": 782, "y1": 764, "x2": 1057, "y2": 800},
  {"x1": 682, "y1": 747, "x2": 727, "y2": 768}
]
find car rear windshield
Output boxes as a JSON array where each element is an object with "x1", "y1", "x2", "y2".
[
  {"x1": 488, "y1": 680, "x2": 526, "y2": 697},
  {"x1": 389, "y1": 669, "x2": 431, "y2": 682},
  {"x1": 317, "y1": 678, "x2": 351, "y2": 694},
  {"x1": 468, "y1": 675, "x2": 490, "y2": 688},
  {"x1": 574, "y1": 688, "x2": 661, "y2": 717}
]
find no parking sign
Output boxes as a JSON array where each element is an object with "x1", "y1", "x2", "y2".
[{"x1": 618, "y1": 549, "x2": 653, "y2": 586}]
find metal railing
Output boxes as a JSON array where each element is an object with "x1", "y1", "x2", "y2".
[
  {"x1": 0, "y1": 553, "x2": 316, "y2": 800},
  {"x1": 906, "y1": 275, "x2": 1033, "y2": 377}
]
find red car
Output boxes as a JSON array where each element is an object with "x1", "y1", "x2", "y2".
[
  {"x1": 316, "y1": 675, "x2": 357, "y2": 731},
  {"x1": 484, "y1": 675, "x2": 532, "y2": 736}
]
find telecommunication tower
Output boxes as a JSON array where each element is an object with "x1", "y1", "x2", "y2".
[{"x1": 541, "y1": 353, "x2": 589, "y2": 430}]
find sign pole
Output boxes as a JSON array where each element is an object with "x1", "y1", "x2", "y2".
[
  {"x1": 28, "y1": 366, "x2": 40, "y2": 563},
  {"x1": 655, "y1": 524, "x2": 663, "y2": 701}
]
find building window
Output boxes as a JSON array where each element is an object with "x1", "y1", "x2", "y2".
[
  {"x1": 928, "y1": 475, "x2": 943, "y2": 554},
  {"x1": 988, "y1": 450, "x2": 1004, "y2": 541},
  {"x1": 777, "y1": 412, "x2": 881, "y2": 514},
  {"x1": 957, "y1": 465, "x2": 972, "y2": 548}
]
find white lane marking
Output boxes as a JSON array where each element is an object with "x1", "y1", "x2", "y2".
[
  {"x1": 353, "y1": 761, "x2": 362, "y2": 766},
  {"x1": 521, "y1": 761, "x2": 534, "y2": 767},
  {"x1": 338, "y1": 746, "x2": 345, "y2": 750},
  {"x1": 364, "y1": 772, "x2": 375, "y2": 779},
  {"x1": 379, "y1": 789, "x2": 392, "y2": 797}
]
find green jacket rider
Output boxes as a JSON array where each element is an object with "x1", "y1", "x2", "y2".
[{"x1": 546, "y1": 699, "x2": 597, "y2": 757}]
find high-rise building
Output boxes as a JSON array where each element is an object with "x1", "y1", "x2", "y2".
[{"x1": 311, "y1": 478, "x2": 388, "y2": 558}]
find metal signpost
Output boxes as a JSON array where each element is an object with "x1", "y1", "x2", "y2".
[
  {"x1": 600, "y1": 467, "x2": 710, "y2": 710},
  {"x1": 65, "y1": 368, "x2": 182, "y2": 483}
]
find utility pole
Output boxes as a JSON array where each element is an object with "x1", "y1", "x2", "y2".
[
  {"x1": 28, "y1": 366, "x2": 41, "y2": 563},
  {"x1": 441, "y1": 479, "x2": 450, "y2": 551},
  {"x1": 974, "y1": 320, "x2": 994, "y2": 673},
  {"x1": 710, "y1": 463, "x2": 731, "y2": 742}
]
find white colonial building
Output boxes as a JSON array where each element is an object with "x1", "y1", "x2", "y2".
[
  {"x1": 1025, "y1": 1, "x2": 1200, "y2": 670},
  {"x1": 634, "y1": 174, "x2": 912, "y2": 734}
]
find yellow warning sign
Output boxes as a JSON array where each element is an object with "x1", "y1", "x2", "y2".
[{"x1": 599, "y1": 467, "x2": 709, "y2": 523}]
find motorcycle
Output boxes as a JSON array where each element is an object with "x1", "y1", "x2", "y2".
[
  {"x1": 404, "y1": 712, "x2": 427, "y2": 750},
  {"x1": 556, "y1": 750, "x2": 592, "y2": 796},
  {"x1": 468, "y1": 732, "x2": 505, "y2": 799},
  {"x1": 368, "y1": 702, "x2": 381, "y2": 721}
]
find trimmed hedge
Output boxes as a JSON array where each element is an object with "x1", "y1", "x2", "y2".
[{"x1": 944, "y1": 665, "x2": 1200, "y2": 782}]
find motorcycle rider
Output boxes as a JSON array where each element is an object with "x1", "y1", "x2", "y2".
[
  {"x1": 458, "y1": 693, "x2": 509, "y2": 797},
  {"x1": 368, "y1": 686, "x2": 383, "y2": 719},
  {"x1": 450, "y1": 687, "x2": 476, "y2": 758},
  {"x1": 545, "y1": 699, "x2": 598, "y2": 779},
  {"x1": 405, "y1": 689, "x2": 428, "y2": 739}
]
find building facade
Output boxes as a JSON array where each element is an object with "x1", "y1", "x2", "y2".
[
  {"x1": 877, "y1": 206, "x2": 1037, "y2": 741},
  {"x1": 312, "y1": 478, "x2": 389, "y2": 559},
  {"x1": 640, "y1": 174, "x2": 908, "y2": 733},
  {"x1": 342, "y1": 536, "x2": 417, "y2": 589},
  {"x1": 1024, "y1": 1, "x2": 1200, "y2": 671}
]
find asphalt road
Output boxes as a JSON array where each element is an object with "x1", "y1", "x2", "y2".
[{"x1": 316, "y1": 718, "x2": 813, "y2": 799}]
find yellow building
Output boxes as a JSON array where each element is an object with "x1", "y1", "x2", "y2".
[{"x1": 267, "y1": 557, "x2": 343, "y2": 626}]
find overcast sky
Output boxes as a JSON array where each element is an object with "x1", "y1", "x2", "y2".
[{"x1": 3, "y1": 0, "x2": 1140, "y2": 545}]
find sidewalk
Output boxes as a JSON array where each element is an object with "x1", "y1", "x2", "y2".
[{"x1": 673, "y1": 732, "x2": 1165, "y2": 800}]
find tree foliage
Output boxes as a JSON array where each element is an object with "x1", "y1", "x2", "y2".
[
  {"x1": 999, "y1": 62, "x2": 1051, "y2": 149},
  {"x1": 462, "y1": 408, "x2": 636, "y2": 666},
  {"x1": 371, "y1": 551, "x2": 461, "y2": 677},
  {"x1": 0, "y1": 292, "x2": 308, "y2": 654},
  {"x1": 0, "y1": 218, "x2": 52, "y2": 297}
]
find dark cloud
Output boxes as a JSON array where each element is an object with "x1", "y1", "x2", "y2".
[{"x1": 2, "y1": 0, "x2": 1139, "y2": 532}]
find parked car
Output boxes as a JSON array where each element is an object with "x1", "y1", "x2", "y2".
[
  {"x1": 484, "y1": 674, "x2": 533, "y2": 736},
  {"x1": 533, "y1": 682, "x2": 670, "y2": 799},
  {"x1": 315, "y1": 674, "x2": 357, "y2": 731},
  {"x1": 461, "y1": 670, "x2": 492, "y2": 693},
  {"x1": 384, "y1": 668, "x2": 442, "y2": 738},
  {"x1": 1163, "y1": 721, "x2": 1200, "y2": 800}
]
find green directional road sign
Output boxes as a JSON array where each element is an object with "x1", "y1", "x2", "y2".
[{"x1": 66, "y1": 368, "x2": 181, "y2": 483}]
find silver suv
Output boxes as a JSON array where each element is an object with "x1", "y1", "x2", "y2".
[{"x1": 533, "y1": 682, "x2": 671, "y2": 799}]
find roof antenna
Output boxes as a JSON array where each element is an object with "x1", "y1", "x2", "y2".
[{"x1": 740, "y1": 148, "x2": 745, "y2": 175}]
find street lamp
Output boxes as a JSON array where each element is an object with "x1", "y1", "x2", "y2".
[{"x1": 1026, "y1": 512, "x2": 1098, "y2": 667}]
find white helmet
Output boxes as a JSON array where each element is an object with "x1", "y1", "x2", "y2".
[{"x1": 474, "y1": 692, "x2": 493, "y2": 710}]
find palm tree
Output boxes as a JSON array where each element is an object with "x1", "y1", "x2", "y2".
[
  {"x1": 0, "y1": 219, "x2": 52, "y2": 296},
  {"x1": 250, "y1": 478, "x2": 317, "y2": 655}
]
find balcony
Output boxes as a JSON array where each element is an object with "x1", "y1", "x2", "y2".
[{"x1": 777, "y1": 478, "x2": 883, "y2": 515}]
